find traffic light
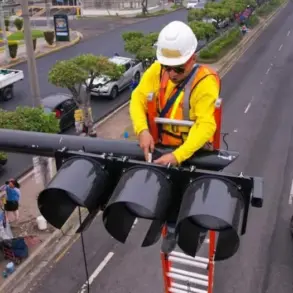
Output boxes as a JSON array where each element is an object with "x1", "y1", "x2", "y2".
[
  {"x1": 38, "y1": 147, "x2": 263, "y2": 260},
  {"x1": 0, "y1": 129, "x2": 264, "y2": 262}
]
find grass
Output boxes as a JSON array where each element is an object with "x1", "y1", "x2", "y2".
[
  {"x1": 7, "y1": 30, "x2": 44, "y2": 41},
  {"x1": 135, "y1": 6, "x2": 183, "y2": 18}
]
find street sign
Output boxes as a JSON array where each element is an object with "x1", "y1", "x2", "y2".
[{"x1": 53, "y1": 14, "x2": 70, "y2": 42}]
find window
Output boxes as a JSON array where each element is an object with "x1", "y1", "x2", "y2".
[
  {"x1": 61, "y1": 99, "x2": 75, "y2": 112},
  {"x1": 124, "y1": 62, "x2": 131, "y2": 71}
]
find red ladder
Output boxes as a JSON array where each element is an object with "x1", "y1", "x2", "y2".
[{"x1": 161, "y1": 230, "x2": 216, "y2": 293}]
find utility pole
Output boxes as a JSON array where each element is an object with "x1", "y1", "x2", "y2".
[
  {"x1": 20, "y1": 0, "x2": 41, "y2": 106},
  {"x1": 20, "y1": 0, "x2": 50, "y2": 187},
  {"x1": 0, "y1": 2, "x2": 10, "y2": 65},
  {"x1": 45, "y1": 0, "x2": 51, "y2": 28}
]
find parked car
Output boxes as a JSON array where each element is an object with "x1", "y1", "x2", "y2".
[
  {"x1": 186, "y1": 0, "x2": 198, "y2": 9},
  {"x1": 0, "y1": 68, "x2": 24, "y2": 102},
  {"x1": 203, "y1": 17, "x2": 230, "y2": 29},
  {"x1": 42, "y1": 93, "x2": 78, "y2": 132},
  {"x1": 89, "y1": 56, "x2": 144, "y2": 100}
]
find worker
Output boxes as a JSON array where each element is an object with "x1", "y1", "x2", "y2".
[
  {"x1": 130, "y1": 20, "x2": 221, "y2": 167},
  {"x1": 129, "y1": 20, "x2": 221, "y2": 253}
]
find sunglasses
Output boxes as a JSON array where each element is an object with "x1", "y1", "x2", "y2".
[{"x1": 162, "y1": 65, "x2": 185, "y2": 74}]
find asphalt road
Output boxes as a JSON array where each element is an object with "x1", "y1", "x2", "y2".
[
  {"x1": 0, "y1": 9, "x2": 189, "y2": 183},
  {"x1": 20, "y1": 2, "x2": 293, "y2": 293}
]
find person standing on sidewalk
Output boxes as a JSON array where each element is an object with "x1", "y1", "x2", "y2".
[{"x1": 0, "y1": 179, "x2": 21, "y2": 224}]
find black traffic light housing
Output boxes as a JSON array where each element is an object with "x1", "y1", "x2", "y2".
[{"x1": 37, "y1": 147, "x2": 263, "y2": 261}]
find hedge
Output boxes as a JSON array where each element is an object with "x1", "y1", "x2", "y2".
[
  {"x1": 199, "y1": 28, "x2": 242, "y2": 61},
  {"x1": 246, "y1": 14, "x2": 259, "y2": 28}
]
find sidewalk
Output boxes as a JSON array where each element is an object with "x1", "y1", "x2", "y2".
[
  {"x1": 0, "y1": 30, "x2": 81, "y2": 68},
  {"x1": 0, "y1": 172, "x2": 55, "y2": 287},
  {"x1": 81, "y1": 2, "x2": 176, "y2": 17}
]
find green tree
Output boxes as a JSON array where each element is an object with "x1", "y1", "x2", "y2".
[
  {"x1": 0, "y1": 107, "x2": 59, "y2": 162},
  {"x1": 189, "y1": 21, "x2": 217, "y2": 41},
  {"x1": 122, "y1": 31, "x2": 144, "y2": 42},
  {"x1": 204, "y1": 7, "x2": 231, "y2": 23},
  {"x1": 48, "y1": 54, "x2": 124, "y2": 135},
  {"x1": 188, "y1": 8, "x2": 206, "y2": 22},
  {"x1": 123, "y1": 31, "x2": 158, "y2": 62}
]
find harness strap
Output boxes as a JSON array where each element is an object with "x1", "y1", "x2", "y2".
[
  {"x1": 159, "y1": 64, "x2": 199, "y2": 118},
  {"x1": 182, "y1": 66, "x2": 201, "y2": 120}
]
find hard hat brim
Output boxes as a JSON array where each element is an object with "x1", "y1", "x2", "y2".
[{"x1": 156, "y1": 50, "x2": 195, "y2": 66}]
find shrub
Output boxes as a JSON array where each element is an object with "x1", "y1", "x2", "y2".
[
  {"x1": 247, "y1": 14, "x2": 259, "y2": 28},
  {"x1": 8, "y1": 41, "x2": 19, "y2": 59},
  {"x1": 13, "y1": 18, "x2": 23, "y2": 31},
  {"x1": 0, "y1": 152, "x2": 8, "y2": 162},
  {"x1": 122, "y1": 31, "x2": 144, "y2": 42},
  {"x1": 44, "y1": 30, "x2": 55, "y2": 45},
  {"x1": 199, "y1": 28, "x2": 242, "y2": 60},
  {"x1": 4, "y1": 18, "x2": 10, "y2": 31}
]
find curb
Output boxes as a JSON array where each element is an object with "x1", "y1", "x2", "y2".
[
  {"x1": 0, "y1": 31, "x2": 83, "y2": 69},
  {"x1": 0, "y1": 207, "x2": 89, "y2": 293}
]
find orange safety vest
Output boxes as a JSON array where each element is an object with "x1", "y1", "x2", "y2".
[{"x1": 147, "y1": 64, "x2": 222, "y2": 148}]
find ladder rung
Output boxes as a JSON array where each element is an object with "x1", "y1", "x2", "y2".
[
  {"x1": 168, "y1": 288, "x2": 190, "y2": 293},
  {"x1": 170, "y1": 282, "x2": 208, "y2": 293},
  {"x1": 169, "y1": 256, "x2": 208, "y2": 269},
  {"x1": 167, "y1": 272, "x2": 208, "y2": 287},
  {"x1": 170, "y1": 251, "x2": 209, "y2": 264},
  {"x1": 170, "y1": 267, "x2": 208, "y2": 281}
]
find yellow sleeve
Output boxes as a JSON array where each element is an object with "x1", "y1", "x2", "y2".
[
  {"x1": 173, "y1": 75, "x2": 220, "y2": 164},
  {"x1": 129, "y1": 61, "x2": 161, "y2": 136}
]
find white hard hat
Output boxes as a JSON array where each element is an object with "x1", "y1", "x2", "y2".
[{"x1": 156, "y1": 21, "x2": 198, "y2": 66}]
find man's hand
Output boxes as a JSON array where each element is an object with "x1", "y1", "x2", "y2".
[
  {"x1": 139, "y1": 130, "x2": 155, "y2": 161},
  {"x1": 154, "y1": 153, "x2": 178, "y2": 166}
]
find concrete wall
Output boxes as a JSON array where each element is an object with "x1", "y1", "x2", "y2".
[{"x1": 82, "y1": 0, "x2": 159, "y2": 10}]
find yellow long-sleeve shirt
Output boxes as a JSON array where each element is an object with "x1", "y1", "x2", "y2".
[{"x1": 129, "y1": 61, "x2": 220, "y2": 164}]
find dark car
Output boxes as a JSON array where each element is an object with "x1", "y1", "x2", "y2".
[{"x1": 42, "y1": 93, "x2": 78, "y2": 132}]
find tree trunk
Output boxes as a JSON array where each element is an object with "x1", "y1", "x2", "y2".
[
  {"x1": 141, "y1": 0, "x2": 148, "y2": 15},
  {"x1": 82, "y1": 90, "x2": 94, "y2": 136}
]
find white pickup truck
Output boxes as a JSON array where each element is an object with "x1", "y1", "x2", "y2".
[
  {"x1": 89, "y1": 56, "x2": 144, "y2": 100},
  {"x1": 0, "y1": 68, "x2": 24, "y2": 101}
]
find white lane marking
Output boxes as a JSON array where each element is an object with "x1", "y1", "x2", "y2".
[
  {"x1": 131, "y1": 218, "x2": 138, "y2": 229},
  {"x1": 287, "y1": 30, "x2": 291, "y2": 36},
  {"x1": 244, "y1": 102, "x2": 251, "y2": 114},
  {"x1": 233, "y1": 129, "x2": 238, "y2": 133},
  {"x1": 265, "y1": 67, "x2": 271, "y2": 75},
  {"x1": 278, "y1": 44, "x2": 283, "y2": 51},
  {"x1": 78, "y1": 252, "x2": 115, "y2": 293},
  {"x1": 289, "y1": 180, "x2": 293, "y2": 205}
]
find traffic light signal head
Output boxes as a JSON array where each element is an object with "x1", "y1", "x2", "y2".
[
  {"x1": 175, "y1": 175, "x2": 249, "y2": 260},
  {"x1": 103, "y1": 165, "x2": 172, "y2": 246},
  {"x1": 38, "y1": 156, "x2": 109, "y2": 229}
]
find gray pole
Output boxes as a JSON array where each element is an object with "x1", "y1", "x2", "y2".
[
  {"x1": 20, "y1": 0, "x2": 49, "y2": 186},
  {"x1": 0, "y1": 3, "x2": 10, "y2": 65},
  {"x1": 20, "y1": 0, "x2": 41, "y2": 107},
  {"x1": 45, "y1": 0, "x2": 51, "y2": 28}
]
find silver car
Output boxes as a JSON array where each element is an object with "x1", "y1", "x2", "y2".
[{"x1": 89, "y1": 56, "x2": 144, "y2": 100}]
